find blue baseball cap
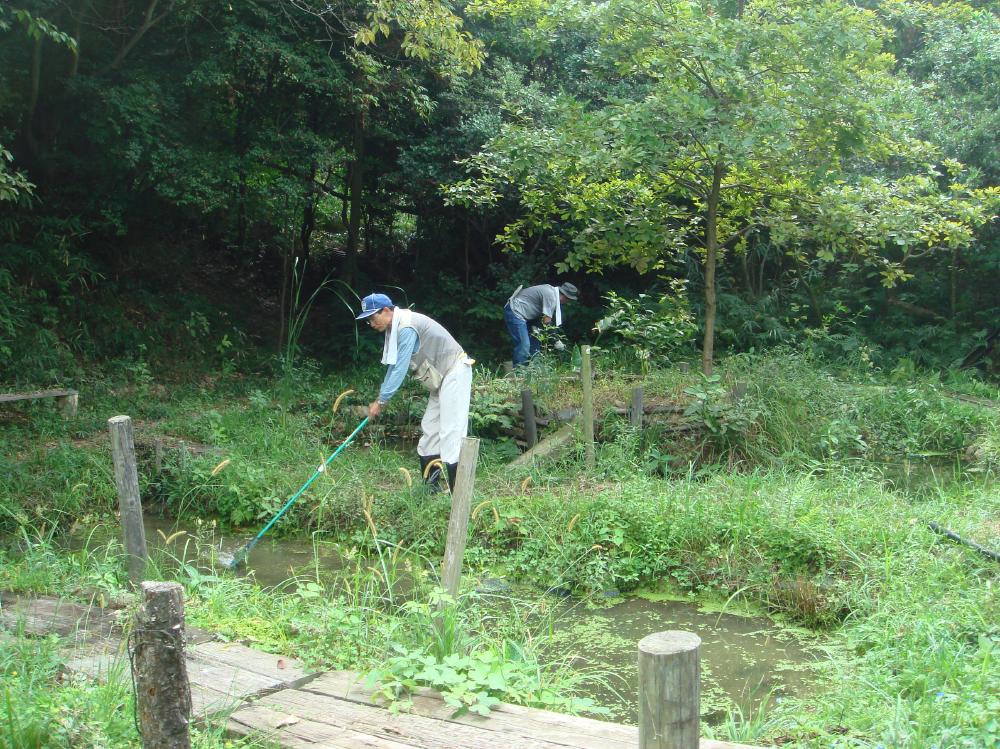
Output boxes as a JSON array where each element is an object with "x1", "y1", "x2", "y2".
[{"x1": 356, "y1": 293, "x2": 394, "y2": 320}]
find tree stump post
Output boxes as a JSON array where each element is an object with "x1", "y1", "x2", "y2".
[
  {"x1": 441, "y1": 437, "x2": 480, "y2": 598},
  {"x1": 521, "y1": 388, "x2": 538, "y2": 448},
  {"x1": 133, "y1": 581, "x2": 192, "y2": 749},
  {"x1": 108, "y1": 415, "x2": 147, "y2": 587},
  {"x1": 58, "y1": 391, "x2": 79, "y2": 418},
  {"x1": 678, "y1": 362, "x2": 691, "y2": 375},
  {"x1": 638, "y1": 631, "x2": 701, "y2": 749},
  {"x1": 630, "y1": 386, "x2": 644, "y2": 428},
  {"x1": 581, "y1": 345, "x2": 595, "y2": 470}
]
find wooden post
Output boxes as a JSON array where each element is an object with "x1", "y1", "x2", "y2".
[
  {"x1": 441, "y1": 437, "x2": 480, "y2": 598},
  {"x1": 630, "y1": 386, "x2": 644, "y2": 428},
  {"x1": 109, "y1": 415, "x2": 147, "y2": 587},
  {"x1": 638, "y1": 631, "x2": 701, "y2": 749},
  {"x1": 154, "y1": 438, "x2": 164, "y2": 474},
  {"x1": 133, "y1": 581, "x2": 192, "y2": 749},
  {"x1": 58, "y1": 391, "x2": 79, "y2": 418},
  {"x1": 729, "y1": 381, "x2": 748, "y2": 403},
  {"x1": 581, "y1": 345, "x2": 595, "y2": 470},
  {"x1": 678, "y1": 362, "x2": 690, "y2": 374},
  {"x1": 521, "y1": 389, "x2": 538, "y2": 448}
]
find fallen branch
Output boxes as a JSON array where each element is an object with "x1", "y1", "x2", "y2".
[
  {"x1": 510, "y1": 423, "x2": 576, "y2": 468},
  {"x1": 928, "y1": 521, "x2": 1000, "y2": 564},
  {"x1": 611, "y1": 404, "x2": 686, "y2": 416}
]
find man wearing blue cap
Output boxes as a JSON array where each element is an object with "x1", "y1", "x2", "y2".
[
  {"x1": 504, "y1": 282, "x2": 578, "y2": 366},
  {"x1": 356, "y1": 293, "x2": 473, "y2": 491}
]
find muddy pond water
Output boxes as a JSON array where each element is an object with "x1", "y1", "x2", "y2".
[{"x1": 79, "y1": 514, "x2": 823, "y2": 725}]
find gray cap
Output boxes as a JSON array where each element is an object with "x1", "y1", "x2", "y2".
[{"x1": 559, "y1": 282, "x2": 578, "y2": 300}]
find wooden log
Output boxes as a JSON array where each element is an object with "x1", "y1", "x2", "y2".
[
  {"x1": 521, "y1": 389, "x2": 538, "y2": 448},
  {"x1": 441, "y1": 437, "x2": 480, "y2": 598},
  {"x1": 630, "y1": 387, "x2": 644, "y2": 428},
  {"x1": 133, "y1": 581, "x2": 192, "y2": 749},
  {"x1": 612, "y1": 405, "x2": 685, "y2": 416},
  {"x1": 58, "y1": 391, "x2": 79, "y2": 418},
  {"x1": 510, "y1": 423, "x2": 576, "y2": 468},
  {"x1": 581, "y1": 345, "x2": 595, "y2": 470},
  {"x1": 108, "y1": 415, "x2": 147, "y2": 587},
  {"x1": 639, "y1": 631, "x2": 701, "y2": 749}
]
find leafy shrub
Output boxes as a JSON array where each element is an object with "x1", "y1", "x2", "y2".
[{"x1": 594, "y1": 282, "x2": 697, "y2": 372}]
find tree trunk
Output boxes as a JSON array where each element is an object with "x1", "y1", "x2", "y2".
[
  {"x1": 25, "y1": 35, "x2": 43, "y2": 159},
  {"x1": 343, "y1": 107, "x2": 365, "y2": 284},
  {"x1": 300, "y1": 164, "x2": 317, "y2": 264},
  {"x1": 950, "y1": 247, "x2": 960, "y2": 319},
  {"x1": 701, "y1": 163, "x2": 724, "y2": 377},
  {"x1": 278, "y1": 238, "x2": 292, "y2": 351},
  {"x1": 464, "y1": 217, "x2": 471, "y2": 287}
]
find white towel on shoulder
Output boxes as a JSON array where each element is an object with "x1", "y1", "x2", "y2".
[
  {"x1": 382, "y1": 307, "x2": 411, "y2": 366},
  {"x1": 553, "y1": 290, "x2": 562, "y2": 327}
]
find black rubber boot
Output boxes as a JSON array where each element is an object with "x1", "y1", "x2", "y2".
[
  {"x1": 418, "y1": 454, "x2": 443, "y2": 493},
  {"x1": 446, "y1": 462, "x2": 458, "y2": 492}
]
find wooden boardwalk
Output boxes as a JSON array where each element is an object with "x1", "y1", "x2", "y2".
[{"x1": 1, "y1": 593, "x2": 765, "y2": 749}]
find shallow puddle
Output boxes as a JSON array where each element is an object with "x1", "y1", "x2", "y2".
[{"x1": 548, "y1": 596, "x2": 821, "y2": 724}]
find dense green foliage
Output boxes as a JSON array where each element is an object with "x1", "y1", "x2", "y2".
[{"x1": 2, "y1": 0, "x2": 999, "y2": 384}]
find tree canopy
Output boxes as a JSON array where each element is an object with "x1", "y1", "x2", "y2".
[{"x1": 1, "y1": 0, "x2": 998, "y2": 381}]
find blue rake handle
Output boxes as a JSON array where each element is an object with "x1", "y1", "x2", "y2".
[{"x1": 227, "y1": 416, "x2": 369, "y2": 568}]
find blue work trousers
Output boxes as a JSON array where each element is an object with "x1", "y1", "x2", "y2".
[{"x1": 504, "y1": 304, "x2": 540, "y2": 366}]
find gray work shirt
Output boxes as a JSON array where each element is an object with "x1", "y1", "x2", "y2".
[{"x1": 509, "y1": 285, "x2": 559, "y2": 323}]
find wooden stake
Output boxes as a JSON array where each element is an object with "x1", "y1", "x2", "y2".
[
  {"x1": 581, "y1": 345, "x2": 595, "y2": 470},
  {"x1": 441, "y1": 437, "x2": 480, "y2": 598},
  {"x1": 133, "y1": 581, "x2": 192, "y2": 749},
  {"x1": 58, "y1": 391, "x2": 79, "y2": 418},
  {"x1": 638, "y1": 630, "x2": 701, "y2": 749},
  {"x1": 108, "y1": 415, "x2": 147, "y2": 587},
  {"x1": 678, "y1": 362, "x2": 691, "y2": 374},
  {"x1": 521, "y1": 389, "x2": 537, "y2": 448},
  {"x1": 631, "y1": 386, "x2": 644, "y2": 428}
]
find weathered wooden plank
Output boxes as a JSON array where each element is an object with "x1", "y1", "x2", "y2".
[
  {"x1": 190, "y1": 684, "x2": 247, "y2": 717},
  {"x1": 0, "y1": 389, "x2": 77, "y2": 402},
  {"x1": 0, "y1": 593, "x2": 216, "y2": 646},
  {"x1": 188, "y1": 640, "x2": 312, "y2": 685},
  {"x1": 302, "y1": 672, "x2": 763, "y2": 749},
  {"x1": 304, "y1": 671, "x2": 634, "y2": 748},
  {"x1": 0, "y1": 594, "x2": 121, "y2": 640},
  {"x1": 229, "y1": 703, "x2": 413, "y2": 748},
  {"x1": 63, "y1": 639, "x2": 130, "y2": 677},
  {"x1": 247, "y1": 687, "x2": 575, "y2": 749}
]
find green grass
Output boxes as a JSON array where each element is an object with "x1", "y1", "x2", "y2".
[{"x1": 1, "y1": 348, "x2": 998, "y2": 747}]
